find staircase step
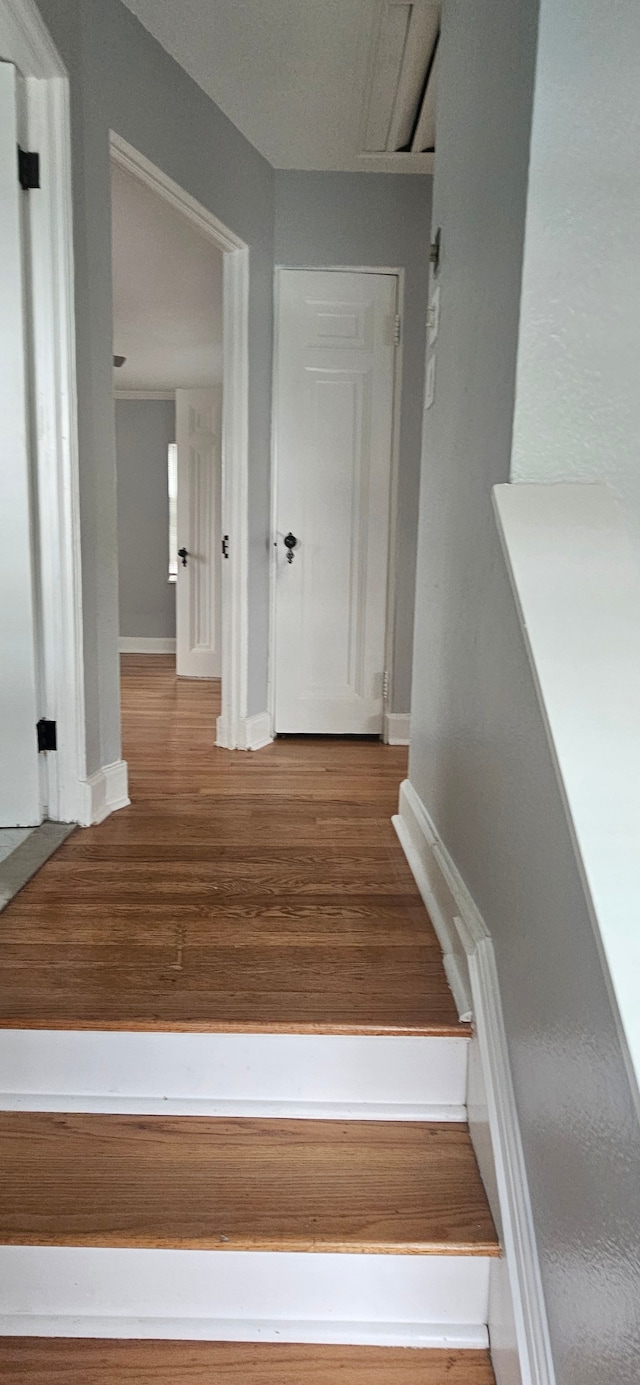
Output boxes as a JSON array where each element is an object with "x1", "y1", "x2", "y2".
[
  {"x1": 0, "y1": 1113, "x2": 497, "y2": 1254},
  {"x1": 0, "y1": 1339, "x2": 496, "y2": 1382},
  {"x1": 0, "y1": 1030, "x2": 468, "y2": 1120}
]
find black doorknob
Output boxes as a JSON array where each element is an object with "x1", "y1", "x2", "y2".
[
  {"x1": 178, "y1": 547, "x2": 188, "y2": 567},
  {"x1": 284, "y1": 533, "x2": 297, "y2": 564}
]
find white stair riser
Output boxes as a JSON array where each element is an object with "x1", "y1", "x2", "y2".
[
  {"x1": 0, "y1": 1032, "x2": 467, "y2": 1119},
  {"x1": 0, "y1": 1248, "x2": 491, "y2": 1347}
]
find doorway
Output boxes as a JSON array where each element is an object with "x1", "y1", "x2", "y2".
[
  {"x1": 109, "y1": 135, "x2": 250, "y2": 753},
  {"x1": 271, "y1": 269, "x2": 400, "y2": 736},
  {"x1": 111, "y1": 158, "x2": 223, "y2": 686}
]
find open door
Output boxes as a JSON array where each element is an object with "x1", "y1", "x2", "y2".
[
  {"x1": 175, "y1": 388, "x2": 222, "y2": 678},
  {"x1": 0, "y1": 62, "x2": 42, "y2": 825}
]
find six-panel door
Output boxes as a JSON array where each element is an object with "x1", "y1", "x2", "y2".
[{"x1": 273, "y1": 270, "x2": 397, "y2": 735}]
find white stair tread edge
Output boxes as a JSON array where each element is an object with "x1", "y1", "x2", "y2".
[
  {"x1": 0, "y1": 1032, "x2": 468, "y2": 1111},
  {"x1": 0, "y1": 1249, "x2": 491, "y2": 1338},
  {"x1": 0, "y1": 1316, "x2": 489, "y2": 1348},
  {"x1": 0, "y1": 1096, "x2": 466, "y2": 1120}
]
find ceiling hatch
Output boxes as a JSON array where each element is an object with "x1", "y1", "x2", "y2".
[{"x1": 363, "y1": 1, "x2": 440, "y2": 157}]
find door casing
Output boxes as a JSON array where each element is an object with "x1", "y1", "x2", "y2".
[{"x1": 268, "y1": 265, "x2": 405, "y2": 740}]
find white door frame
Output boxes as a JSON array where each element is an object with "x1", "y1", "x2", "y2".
[
  {"x1": 0, "y1": 0, "x2": 87, "y2": 822},
  {"x1": 268, "y1": 265, "x2": 405, "y2": 738},
  {"x1": 110, "y1": 134, "x2": 251, "y2": 752}
]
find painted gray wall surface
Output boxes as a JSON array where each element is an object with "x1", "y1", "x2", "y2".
[
  {"x1": 274, "y1": 172, "x2": 432, "y2": 713},
  {"x1": 115, "y1": 400, "x2": 176, "y2": 640},
  {"x1": 35, "y1": 0, "x2": 274, "y2": 768},
  {"x1": 408, "y1": 2, "x2": 640, "y2": 1382},
  {"x1": 510, "y1": 0, "x2": 640, "y2": 557}
]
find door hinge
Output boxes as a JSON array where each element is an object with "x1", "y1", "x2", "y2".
[
  {"x1": 221, "y1": 534, "x2": 229, "y2": 559},
  {"x1": 382, "y1": 671, "x2": 390, "y2": 702},
  {"x1": 36, "y1": 718, "x2": 57, "y2": 753},
  {"x1": 18, "y1": 147, "x2": 40, "y2": 190},
  {"x1": 393, "y1": 314, "x2": 402, "y2": 346}
]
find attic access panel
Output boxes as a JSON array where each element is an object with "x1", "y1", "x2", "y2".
[{"x1": 363, "y1": 1, "x2": 440, "y2": 155}]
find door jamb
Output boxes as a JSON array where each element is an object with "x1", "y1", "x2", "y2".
[
  {"x1": 0, "y1": 0, "x2": 88, "y2": 822},
  {"x1": 109, "y1": 134, "x2": 251, "y2": 752},
  {"x1": 268, "y1": 265, "x2": 405, "y2": 739}
]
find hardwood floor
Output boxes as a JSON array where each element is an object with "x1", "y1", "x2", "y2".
[
  {"x1": 0, "y1": 1113, "x2": 497, "y2": 1254},
  {"x1": 0, "y1": 1340, "x2": 496, "y2": 1383},
  {"x1": 0, "y1": 656, "x2": 465, "y2": 1034}
]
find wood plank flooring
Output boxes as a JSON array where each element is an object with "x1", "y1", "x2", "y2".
[
  {"x1": 0, "y1": 657, "x2": 464, "y2": 1034},
  {"x1": 0, "y1": 1340, "x2": 496, "y2": 1383},
  {"x1": 0, "y1": 1113, "x2": 498, "y2": 1254}
]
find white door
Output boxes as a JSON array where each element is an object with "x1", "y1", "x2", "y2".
[
  {"x1": 175, "y1": 388, "x2": 222, "y2": 678},
  {"x1": 273, "y1": 269, "x2": 397, "y2": 734},
  {"x1": 0, "y1": 63, "x2": 42, "y2": 825}
]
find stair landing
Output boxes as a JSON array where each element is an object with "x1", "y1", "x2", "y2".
[{"x1": 0, "y1": 657, "x2": 466, "y2": 1037}]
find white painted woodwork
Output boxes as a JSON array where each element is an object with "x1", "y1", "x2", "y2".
[
  {"x1": 273, "y1": 270, "x2": 397, "y2": 735},
  {"x1": 0, "y1": 1247, "x2": 491, "y2": 1346},
  {"x1": 110, "y1": 136, "x2": 251, "y2": 754},
  {"x1": 0, "y1": 62, "x2": 42, "y2": 826},
  {"x1": 0, "y1": 1031, "x2": 468, "y2": 1120},
  {"x1": 494, "y1": 482, "x2": 640, "y2": 1129},
  {"x1": 394, "y1": 773, "x2": 555, "y2": 1385},
  {"x1": 176, "y1": 388, "x2": 221, "y2": 678}
]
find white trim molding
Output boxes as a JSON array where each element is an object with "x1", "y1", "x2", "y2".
[
  {"x1": 110, "y1": 133, "x2": 251, "y2": 754},
  {"x1": 393, "y1": 779, "x2": 473, "y2": 1021},
  {"x1": 0, "y1": 0, "x2": 87, "y2": 825},
  {"x1": 0, "y1": 1031, "x2": 468, "y2": 1122},
  {"x1": 114, "y1": 389, "x2": 176, "y2": 401},
  {"x1": 393, "y1": 777, "x2": 556, "y2": 1385},
  {"x1": 233, "y1": 711, "x2": 273, "y2": 752},
  {"x1": 119, "y1": 637, "x2": 176, "y2": 655},
  {"x1": 384, "y1": 711, "x2": 410, "y2": 745},
  {"x1": 80, "y1": 759, "x2": 129, "y2": 828},
  {"x1": 0, "y1": 1247, "x2": 490, "y2": 1347}
]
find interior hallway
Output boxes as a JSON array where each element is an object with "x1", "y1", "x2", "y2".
[
  {"x1": 0, "y1": 656, "x2": 496, "y2": 1381},
  {"x1": 0, "y1": 655, "x2": 464, "y2": 1034}
]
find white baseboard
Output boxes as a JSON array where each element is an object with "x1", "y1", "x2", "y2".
[
  {"x1": 385, "y1": 711, "x2": 411, "y2": 745},
  {"x1": 217, "y1": 711, "x2": 273, "y2": 752},
  {"x1": 393, "y1": 777, "x2": 556, "y2": 1385},
  {"x1": 119, "y1": 637, "x2": 176, "y2": 654},
  {"x1": 0, "y1": 1247, "x2": 490, "y2": 1346},
  {"x1": 392, "y1": 780, "x2": 473, "y2": 1021},
  {"x1": 0, "y1": 1032, "x2": 467, "y2": 1119},
  {"x1": 79, "y1": 759, "x2": 130, "y2": 827},
  {"x1": 0, "y1": 1316, "x2": 487, "y2": 1349}
]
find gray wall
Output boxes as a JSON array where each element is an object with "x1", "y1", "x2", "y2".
[
  {"x1": 35, "y1": 0, "x2": 274, "y2": 770},
  {"x1": 408, "y1": 2, "x2": 640, "y2": 1382},
  {"x1": 115, "y1": 399, "x2": 176, "y2": 640},
  {"x1": 274, "y1": 172, "x2": 432, "y2": 713}
]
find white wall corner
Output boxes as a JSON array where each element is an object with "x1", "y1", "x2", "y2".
[
  {"x1": 79, "y1": 760, "x2": 130, "y2": 827},
  {"x1": 237, "y1": 711, "x2": 273, "y2": 752},
  {"x1": 215, "y1": 712, "x2": 273, "y2": 752},
  {"x1": 384, "y1": 711, "x2": 411, "y2": 745},
  {"x1": 392, "y1": 776, "x2": 556, "y2": 1385}
]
